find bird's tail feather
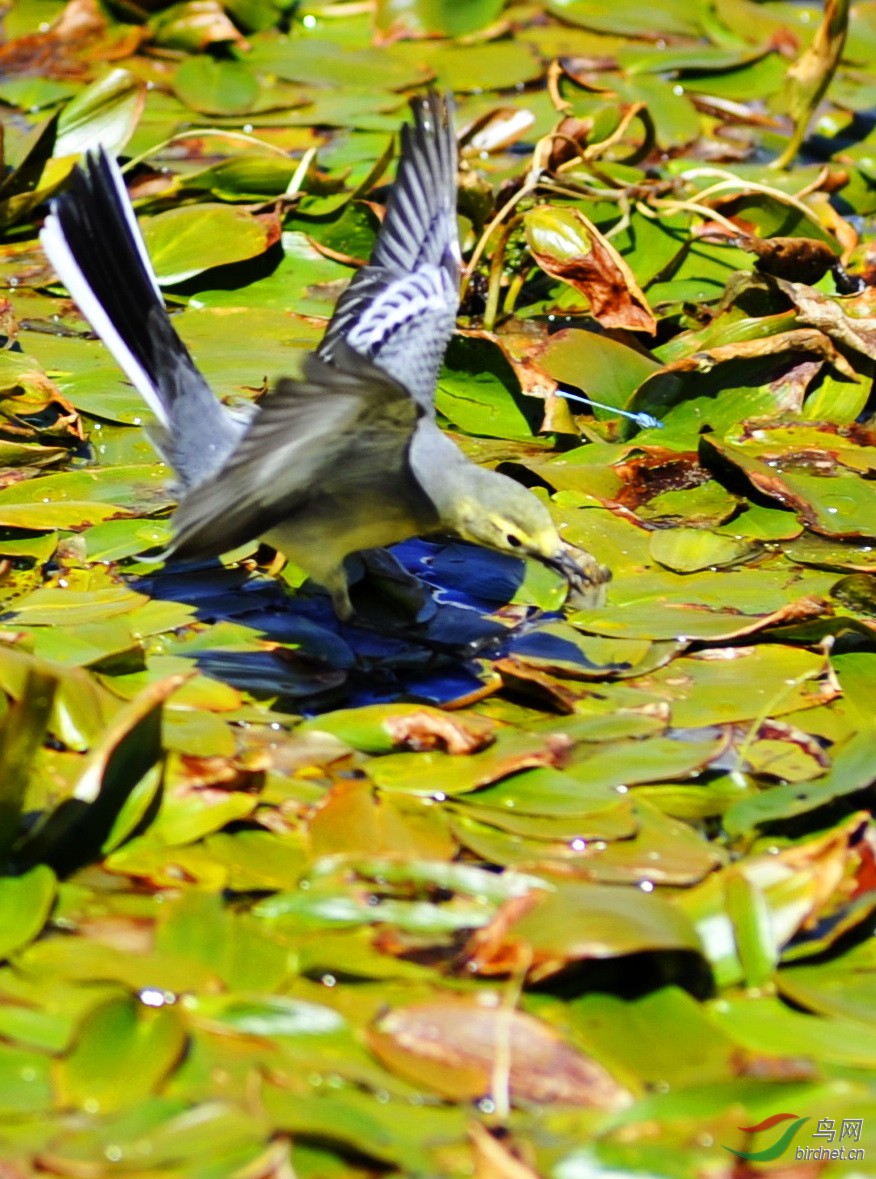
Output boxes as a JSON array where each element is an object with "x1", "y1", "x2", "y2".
[{"x1": 40, "y1": 149, "x2": 237, "y2": 487}]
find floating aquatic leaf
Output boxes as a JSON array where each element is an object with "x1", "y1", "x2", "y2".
[
  {"x1": 470, "y1": 881, "x2": 704, "y2": 979},
  {"x1": 54, "y1": 69, "x2": 145, "y2": 159},
  {"x1": 724, "y1": 653, "x2": 876, "y2": 833},
  {"x1": 2, "y1": 3, "x2": 876, "y2": 1173},
  {"x1": 8, "y1": 584, "x2": 149, "y2": 626},
  {"x1": 0, "y1": 1042, "x2": 53, "y2": 1115},
  {"x1": 368, "y1": 730, "x2": 571, "y2": 797},
  {"x1": 245, "y1": 32, "x2": 422, "y2": 90},
  {"x1": 173, "y1": 56, "x2": 261, "y2": 116},
  {"x1": 568, "y1": 987, "x2": 739, "y2": 1089},
  {"x1": 780, "y1": 937, "x2": 876, "y2": 1026},
  {"x1": 436, "y1": 335, "x2": 541, "y2": 441},
  {"x1": 679, "y1": 813, "x2": 872, "y2": 986},
  {"x1": 546, "y1": 0, "x2": 705, "y2": 38},
  {"x1": 373, "y1": 0, "x2": 507, "y2": 40},
  {"x1": 55, "y1": 993, "x2": 187, "y2": 1113},
  {"x1": 708, "y1": 993, "x2": 876, "y2": 1068},
  {"x1": 142, "y1": 205, "x2": 274, "y2": 285},
  {"x1": 570, "y1": 571, "x2": 832, "y2": 642},
  {"x1": 649, "y1": 527, "x2": 757, "y2": 573},
  {"x1": 702, "y1": 423, "x2": 876, "y2": 538},
  {"x1": 539, "y1": 328, "x2": 660, "y2": 420},
  {"x1": 369, "y1": 996, "x2": 631, "y2": 1107},
  {"x1": 302, "y1": 701, "x2": 495, "y2": 754},
  {"x1": 0, "y1": 866, "x2": 56, "y2": 960},
  {"x1": 307, "y1": 779, "x2": 456, "y2": 861},
  {"x1": 0, "y1": 125, "x2": 74, "y2": 232}
]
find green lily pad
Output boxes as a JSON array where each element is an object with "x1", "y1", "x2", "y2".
[
  {"x1": 0, "y1": 668, "x2": 55, "y2": 861},
  {"x1": 708, "y1": 994, "x2": 876, "y2": 1068},
  {"x1": 571, "y1": 567, "x2": 835, "y2": 642},
  {"x1": 368, "y1": 730, "x2": 566, "y2": 797},
  {"x1": 190, "y1": 230, "x2": 351, "y2": 315},
  {"x1": 0, "y1": 866, "x2": 56, "y2": 959},
  {"x1": 179, "y1": 153, "x2": 302, "y2": 201},
  {"x1": 649, "y1": 527, "x2": 757, "y2": 573},
  {"x1": 8, "y1": 585, "x2": 149, "y2": 626},
  {"x1": 436, "y1": 335, "x2": 541, "y2": 441},
  {"x1": 148, "y1": 0, "x2": 242, "y2": 50},
  {"x1": 15, "y1": 674, "x2": 183, "y2": 875},
  {"x1": 702, "y1": 423, "x2": 876, "y2": 538},
  {"x1": 639, "y1": 481, "x2": 741, "y2": 527},
  {"x1": 373, "y1": 0, "x2": 506, "y2": 39},
  {"x1": 245, "y1": 32, "x2": 424, "y2": 90},
  {"x1": 539, "y1": 328, "x2": 660, "y2": 418},
  {"x1": 723, "y1": 652, "x2": 876, "y2": 832},
  {"x1": 567, "y1": 733, "x2": 725, "y2": 788},
  {"x1": 511, "y1": 880, "x2": 703, "y2": 962},
  {"x1": 462, "y1": 763, "x2": 633, "y2": 814},
  {"x1": 55, "y1": 994, "x2": 188, "y2": 1113},
  {"x1": 547, "y1": 0, "x2": 705, "y2": 37},
  {"x1": 568, "y1": 987, "x2": 738, "y2": 1088},
  {"x1": 0, "y1": 1043, "x2": 54, "y2": 1115},
  {"x1": 780, "y1": 938, "x2": 876, "y2": 1027},
  {"x1": 426, "y1": 41, "x2": 543, "y2": 92},
  {"x1": 641, "y1": 645, "x2": 833, "y2": 728},
  {"x1": 173, "y1": 56, "x2": 260, "y2": 116},
  {"x1": 141, "y1": 205, "x2": 273, "y2": 285}
]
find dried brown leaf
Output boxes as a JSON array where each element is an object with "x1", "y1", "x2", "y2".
[
  {"x1": 524, "y1": 205, "x2": 656, "y2": 334},
  {"x1": 383, "y1": 710, "x2": 495, "y2": 755}
]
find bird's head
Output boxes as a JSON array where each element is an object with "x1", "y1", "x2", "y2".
[{"x1": 447, "y1": 467, "x2": 601, "y2": 590}]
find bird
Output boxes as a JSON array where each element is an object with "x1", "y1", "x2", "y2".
[{"x1": 40, "y1": 91, "x2": 609, "y2": 621}]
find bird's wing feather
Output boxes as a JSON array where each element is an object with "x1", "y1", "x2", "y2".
[
  {"x1": 319, "y1": 91, "x2": 459, "y2": 413},
  {"x1": 168, "y1": 343, "x2": 421, "y2": 560},
  {"x1": 344, "y1": 264, "x2": 458, "y2": 409}
]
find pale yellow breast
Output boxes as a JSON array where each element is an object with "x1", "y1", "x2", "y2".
[{"x1": 264, "y1": 493, "x2": 422, "y2": 586}]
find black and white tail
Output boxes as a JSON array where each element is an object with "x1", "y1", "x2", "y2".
[{"x1": 40, "y1": 150, "x2": 241, "y2": 489}]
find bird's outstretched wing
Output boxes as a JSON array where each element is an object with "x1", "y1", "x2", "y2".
[
  {"x1": 318, "y1": 90, "x2": 460, "y2": 413},
  {"x1": 168, "y1": 341, "x2": 423, "y2": 560}
]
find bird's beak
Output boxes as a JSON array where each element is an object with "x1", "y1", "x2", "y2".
[
  {"x1": 546, "y1": 548, "x2": 589, "y2": 585},
  {"x1": 543, "y1": 541, "x2": 611, "y2": 605}
]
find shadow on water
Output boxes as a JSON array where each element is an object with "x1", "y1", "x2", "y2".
[{"x1": 130, "y1": 538, "x2": 573, "y2": 713}]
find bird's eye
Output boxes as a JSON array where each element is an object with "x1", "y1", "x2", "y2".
[{"x1": 506, "y1": 534, "x2": 522, "y2": 548}]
